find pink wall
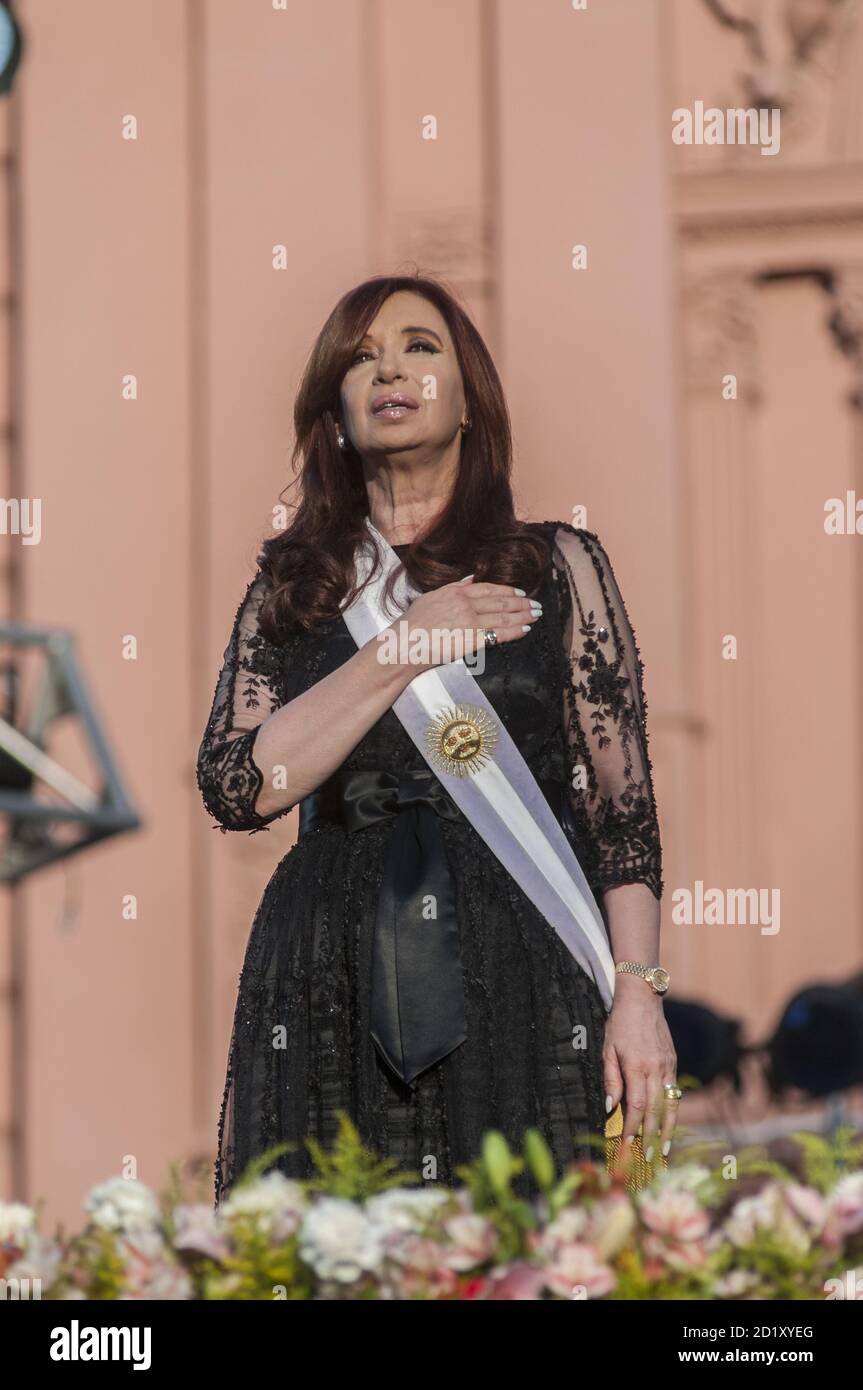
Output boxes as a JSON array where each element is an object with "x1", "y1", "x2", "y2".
[{"x1": 1, "y1": 0, "x2": 861, "y2": 1227}]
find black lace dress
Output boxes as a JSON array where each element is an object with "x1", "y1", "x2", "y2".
[{"x1": 196, "y1": 521, "x2": 663, "y2": 1203}]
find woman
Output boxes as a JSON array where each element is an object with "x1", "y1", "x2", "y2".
[{"x1": 197, "y1": 273, "x2": 677, "y2": 1205}]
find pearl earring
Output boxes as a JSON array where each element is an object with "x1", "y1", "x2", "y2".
[{"x1": 336, "y1": 426, "x2": 346, "y2": 449}]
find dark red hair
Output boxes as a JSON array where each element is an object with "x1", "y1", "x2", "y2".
[{"x1": 257, "y1": 270, "x2": 550, "y2": 640}]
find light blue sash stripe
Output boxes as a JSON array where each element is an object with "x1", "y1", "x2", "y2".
[{"x1": 341, "y1": 521, "x2": 616, "y2": 1010}]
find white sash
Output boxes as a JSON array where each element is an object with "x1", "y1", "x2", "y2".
[{"x1": 340, "y1": 520, "x2": 616, "y2": 1009}]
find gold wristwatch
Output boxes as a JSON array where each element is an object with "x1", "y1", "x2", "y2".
[{"x1": 615, "y1": 961, "x2": 670, "y2": 994}]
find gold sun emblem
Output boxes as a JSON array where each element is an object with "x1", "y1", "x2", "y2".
[{"x1": 425, "y1": 704, "x2": 499, "y2": 777}]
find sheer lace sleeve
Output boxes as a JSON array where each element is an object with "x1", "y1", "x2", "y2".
[
  {"x1": 552, "y1": 523, "x2": 663, "y2": 900},
  {"x1": 196, "y1": 572, "x2": 294, "y2": 834}
]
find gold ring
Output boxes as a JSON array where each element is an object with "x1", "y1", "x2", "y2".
[{"x1": 663, "y1": 1084, "x2": 683, "y2": 1102}]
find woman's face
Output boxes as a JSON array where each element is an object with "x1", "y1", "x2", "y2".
[{"x1": 338, "y1": 290, "x2": 467, "y2": 463}]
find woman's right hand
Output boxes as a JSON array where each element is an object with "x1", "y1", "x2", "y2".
[{"x1": 383, "y1": 577, "x2": 542, "y2": 674}]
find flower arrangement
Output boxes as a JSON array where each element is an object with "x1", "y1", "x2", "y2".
[{"x1": 2, "y1": 1115, "x2": 862, "y2": 1300}]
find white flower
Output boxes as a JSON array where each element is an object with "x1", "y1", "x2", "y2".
[
  {"x1": 0, "y1": 1201, "x2": 37, "y2": 1248},
  {"x1": 116, "y1": 1229, "x2": 167, "y2": 1261},
  {"x1": 83, "y1": 1177, "x2": 161, "y2": 1236},
  {"x1": 723, "y1": 1183, "x2": 810, "y2": 1254},
  {"x1": 722, "y1": 1191, "x2": 772, "y2": 1246},
  {"x1": 114, "y1": 1235, "x2": 194, "y2": 1301},
  {"x1": 783, "y1": 1182, "x2": 826, "y2": 1232},
  {"x1": 826, "y1": 1173, "x2": 863, "y2": 1238},
  {"x1": 537, "y1": 1206, "x2": 589, "y2": 1255},
  {"x1": 586, "y1": 1193, "x2": 638, "y2": 1261},
  {"x1": 5, "y1": 1234, "x2": 62, "y2": 1290},
  {"x1": 365, "y1": 1187, "x2": 450, "y2": 1236},
  {"x1": 832, "y1": 1172, "x2": 863, "y2": 1202},
  {"x1": 220, "y1": 1172, "x2": 307, "y2": 1238},
  {"x1": 713, "y1": 1268, "x2": 762, "y2": 1298},
  {"x1": 299, "y1": 1199, "x2": 384, "y2": 1283},
  {"x1": 172, "y1": 1203, "x2": 229, "y2": 1260},
  {"x1": 648, "y1": 1163, "x2": 713, "y2": 1195},
  {"x1": 117, "y1": 1267, "x2": 193, "y2": 1300},
  {"x1": 440, "y1": 1213, "x2": 497, "y2": 1271}
]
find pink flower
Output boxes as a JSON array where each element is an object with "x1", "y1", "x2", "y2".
[
  {"x1": 114, "y1": 1233, "x2": 194, "y2": 1300},
  {"x1": 440, "y1": 1213, "x2": 498, "y2": 1271},
  {"x1": 541, "y1": 1241, "x2": 616, "y2": 1300},
  {"x1": 586, "y1": 1193, "x2": 637, "y2": 1260},
  {"x1": 486, "y1": 1262, "x2": 548, "y2": 1300},
  {"x1": 534, "y1": 1206, "x2": 588, "y2": 1260},
  {"x1": 379, "y1": 1235, "x2": 460, "y2": 1298},
  {"x1": 5, "y1": 1234, "x2": 62, "y2": 1291},
  {"x1": 385, "y1": 1233, "x2": 445, "y2": 1275},
  {"x1": 642, "y1": 1232, "x2": 709, "y2": 1272},
  {"x1": 783, "y1": 1183, "x2": 827, "y2": 1233},
  {"x1": 723, "y1": 1184, "x2": 810, "y2": 1255},
  {"x1": 172, "y1": 1203, "x2": 230, "y2": 1262},
  {"x1": 638, "y1": 1189, "x2": 709, "y2": 1243}
]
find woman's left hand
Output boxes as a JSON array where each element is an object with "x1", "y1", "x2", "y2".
[{"x1": 602, "y1": 979, "x2": 678, "y2": 1162}]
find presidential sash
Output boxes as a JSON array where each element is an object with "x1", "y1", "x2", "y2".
[{"x1": 335, "y1": 521, "x2": 616, "y2": 1090}]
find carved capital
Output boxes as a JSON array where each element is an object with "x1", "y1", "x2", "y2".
[
  {"x1": 700, "y1": 0, "x2": 863, "y2": 159},
  {"x1": 828, "y1": 265, "x2": 863, "y2": 408},
  {"x1": 682, "y1": 270, "x2": 762, "y2": 400},
  {"x1": 702, "y1": 0, "x2": 846, "y2": 107},
  {"x1": 828, "y1": 266, "x2": 863, "y2": 352}
]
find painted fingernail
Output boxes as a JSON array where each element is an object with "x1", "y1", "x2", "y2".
[
  {"x1": 605, "y1": 1094, "x2": 613, "y2": 1113},
  {"x1": 522, "y1": 625, "x2": 531, "y2": 632},
  {"x1": 645, "y1": 1146, "x2": 654, "y2": 1163},
  {"x1": 662, "y1": 1140, "x2": 671, "y2": 1157},
  {"x1": 459, "y1": 574, "x2": 475, "y2": 584},
  {"x1": 514, "y1": 587, "x2": 526, "y2": 596},
  {"x1": 529, "y1": 602, "x2": 543, "y2": 615}
]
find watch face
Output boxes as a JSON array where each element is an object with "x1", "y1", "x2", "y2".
[{"x1": 651, "y1": 968, "x2": 670, "y2": 992}]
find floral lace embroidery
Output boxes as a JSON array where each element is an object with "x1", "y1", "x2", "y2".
[
  {"x1": 547, "y1": 521, "x2": 663, "y2": 900},
  {"x1": 195, "y1": 574, "x2": 295, "y2": 834}
]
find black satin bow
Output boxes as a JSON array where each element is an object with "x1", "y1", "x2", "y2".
[
  {"x1": 299, "y1": 768, "x2": 572, "y2": 1090},
  {"x1": 300, "y1": 769, "x2": 466, "y2": 1087}
]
